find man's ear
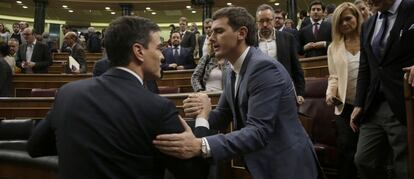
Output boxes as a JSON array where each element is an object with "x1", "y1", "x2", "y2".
[
  {"x1": 237, "y1": 26, "x2": 248, "y2": 41},
  {"x1": 132, "y1": 43, "x2": 144, "y2": 63}
]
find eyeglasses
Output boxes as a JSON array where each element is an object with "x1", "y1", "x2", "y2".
[{"x1": 257, "y1": 18, "x2": 274, "y2": 24}]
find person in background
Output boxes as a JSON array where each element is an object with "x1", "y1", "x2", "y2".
[
  {"x1": 324, "y1": 4, "x2": 337, "y2": 23},
  {"x1": 191, "y1": 41, "x2": 228, "y2": 92},
  {"x1": 64, "y1": 32, "x2": 86, "y2": 73},
  {"x1": 0, "y1": 41, "x2": 12, "y2": 97},
  {"x1": 4, "y1": 38, "x2": 19, "y2": 73},
  {"x1": 10, "y1": 23, "x2": 22, "y2": 45},
  {"x1": 354, "y1": 0, "x2": 371, "y2": 22},
  {"x1": 161, "y1": 31, "x2": 195, "y2": 70},
  {"x1": 325, "y1": 3, "x2": 363, "y2": 179},
  {"x1": 284, "y1": 19, "x2": 296, "y2": 30},
  {"x1": 0, "y1": 23, "x2": 10, "y2": 43}
]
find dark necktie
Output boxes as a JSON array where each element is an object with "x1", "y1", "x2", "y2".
[
  {"x1": 372, "y1": 12, "x2": 389, "y2": 59},
  {"x1": 173, "y1": 47, "x2": 179, "y2": 60},
  {"x1": 230, "y1": 71, "x2": 244, "y2": 129},
  {"x1": 313, "y1": 22, "x2": 319, "y2": 39}
]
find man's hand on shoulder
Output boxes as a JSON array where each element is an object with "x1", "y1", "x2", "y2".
[{"x1": 153, "y1": 116, "x2": 202, "y2": 159}]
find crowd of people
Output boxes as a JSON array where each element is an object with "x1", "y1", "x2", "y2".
[{"x1": 1, "y1": 0, "x2": 414, "y2": 178}]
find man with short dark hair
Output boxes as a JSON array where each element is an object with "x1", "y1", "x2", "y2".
[
  {"x1": 27, "y1": 16, "x2": 208, "y2": 179},
  {"x1": 298, "y1": 0, "x2": 332, "y2": 57},
  {"x1": 16, "y1": 28, "x2": 52, "y2": 73},
  {"x1": 162, "y1": 31, "x2": 195, "y2": 70},
  {"x1": 199, "y1": 18, "x2": 213, "y2": 58},
  {"x1": 10, "y1": 23, "x2": 22, "y2": 45},
  {"x1": 178, "y1": 17, "x2": 196, "y2": 52},
  {"x1": 60, "y1": 25, "x2": 72, "y2": 52},
  {"x1": 154, "y1": 6, "x2": 321, "y2": 179}
]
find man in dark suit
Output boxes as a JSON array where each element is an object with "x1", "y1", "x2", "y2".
[
  {"x1": 162, "y1": 31, "x2": 195, "y2": 70},
  {"x1": 86, "y1": 27, "x2": 102, "y2": 53},
  {"x1": 274, "y1": 8, "x2": 299, "y2": 38},
  {"x1": 256, "y1": 4, "x2": 306, "y2": 104},
  {"x1": 64, "y1": 32, "x2": 86, "y2": 73},
  {"x1": 350, "y1": 0, "x2": 414, "y2": 178},
  {"x1": 60, "y1": 25, "x2": 72, "y2": 53},
  {"x1": 178, "y1": 17, "x2": 196, "y2": 52},
  {"x1": 27, "y1": 16, "x2": 209, "y2": 179},
  {"x1": 93, "y1": 57, "x2": 160, "y2": 94},
  {"x1": 198, "y1": 18, "x2": 213, "y2": 58},
  {"x1": 0, "y1": 42, "x2": 12, "y2": 97},
  {"x1": 16, "y1": 28, "x2": 52, "y2": 73},
  {"x1": 154, "y1": 7, "x2": 321, "y2": 179},
  {"x1": 298, "y1": 0, "x2": 332, "y2": 57}
]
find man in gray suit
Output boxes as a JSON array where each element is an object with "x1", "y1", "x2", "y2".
[
  {"x1": 64, "y1": 32, "x2": 86, "y2": 73},
  {"x1": 154, "y1": 6, "x2": 321, "y2": 179}
]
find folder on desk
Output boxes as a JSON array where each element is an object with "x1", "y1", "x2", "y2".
[{"x1": 68, "y1": 56, "x2": 80, "y2": 71}]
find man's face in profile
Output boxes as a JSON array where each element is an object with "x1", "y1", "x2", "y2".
[
  {"x1": 209, "y1": 17, "x2": 239, "y2": 59},
  {"x1": 142, "y1": 31, "x2": 163, "y2": 80}
]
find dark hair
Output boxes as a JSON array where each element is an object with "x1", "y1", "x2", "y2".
[
  {"x1": 274, "y1": 8, "x2": 287, "y2": 18},
  {"x1": 62, "y1": 25, "x2": 71, "y2": 30},
  {"x1": 213, "y1": 6, "x2": 257, "y2": 46},
  {"x1": 105, "y1": 16, "x2": 160, "y2": 67},
  {"x1": 204, "y1": 18, "x2": 213, "y2": 24},
  {"x1": 326, "y1": 4, "x2": 336, "y2": 14},
  {"x1": 0, "y1": 41, "x2": 10, "y2": 57},
  {"x1": 309, "y1": 0, "x2": 325, "y2": 11},
  {"x1": 300, "y1": 9, "x2": 308, "y2": 17}
]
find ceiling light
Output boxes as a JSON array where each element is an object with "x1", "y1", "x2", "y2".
[
  {"x1": 191, "y1": 10, "x2": 196, "y2": 13},
  {"x1": 111, "y1": 11, "x2": 116, "y2": 15},
  {"x1": 105, "y1": 7, "x2": 110, "y2": 10},
  {"x1": 146, "y1": 7, "x2": 151, "y2": 10},
  {"x1": 274, "y1": 3, "x2": 280, "y2": 6},
  {"x1": 151, "y1": 12, "x2": 156, "y2": 15},
  {"x1": 186, "y1": 6, "x2": 191, "y2": 9},
  {"x1": 16, "y1": 1, "x2": 22, "y2": 4},
  {"x1": 62, "y1": 5, "x2": 68, "y2": 8},
  {"x1": 68, "y1": 10, "x2": 74, "y2": 13},
  {"x1": 22, "y1": 5, "x2": 28, "y2": 9},
  {"x1": 227, "y1": 3, "x2": 232, "y2": 6}
]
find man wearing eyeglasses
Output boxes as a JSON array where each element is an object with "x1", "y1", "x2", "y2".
[{"x1": 256, "y1": 4, "x2": 306, "y2": 104}]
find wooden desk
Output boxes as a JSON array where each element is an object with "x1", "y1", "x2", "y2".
[
  {"x1": 12, "y1": 74, "x2": 92, "y2": 97},
  {"x1": 299, "y1": 55, "x2": 328, "y2": 78},
  {"x1": 404, "y1": 81, "x2": 414, "y2": 179},
  {"x1": 0, "y1": 91, "x2": 221, "y2": 119},
  {"x1": 52, "y1": 52, "x2": 102, "y2": 62},
  {"x1": 49, "y1": 61, "x2": 96, "y2": 74}
]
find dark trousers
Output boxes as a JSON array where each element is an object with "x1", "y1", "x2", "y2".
[
  {"x1": 354, "y1": 101, "x2": 408, "y2": 179},
  {"x1": 336, "y1": 103, "x2": 359, "y2": 179}
]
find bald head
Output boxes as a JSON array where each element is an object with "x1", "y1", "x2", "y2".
[
  {"x1": 22, "y1": 28, "x2": 35, "y2": 43},
  {"x1": 64, "y1": 32, "x2": 78, "y2": 46}
]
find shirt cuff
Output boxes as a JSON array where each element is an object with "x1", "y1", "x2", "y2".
[
  {"x1": 195, "y1": 117, "x2": 210, "y2": 129},
  {"x1": 202, "y1": 137, "x2": 212, "y2": 158}
]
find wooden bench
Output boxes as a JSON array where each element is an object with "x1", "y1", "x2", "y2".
[
  {"x1": 0, "y1": 91, "x2": 221, "y2": 119},
  {"x1": 300, "y1": 55, "x2": 328, "y2": 78},
  {"x1": 52, "y1": 52, "x2": 102, "y2": 62}
]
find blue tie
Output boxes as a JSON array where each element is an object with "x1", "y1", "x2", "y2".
[
  {"x1": 372, "y1": 12, "x2": 389, "y2": 59},
  {"x1": 173, "y1": 47, "x2": 179, "y2": 60}
]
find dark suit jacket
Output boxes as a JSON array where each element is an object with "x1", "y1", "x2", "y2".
[
  {"x1": 161, "y1": 46, "x2": 195, "y2": 70},
  {"x1": 198, "y1": 34, "x2": 207, "y2": 58},
  {"x1": 27, "y1": 68, "x2": 209, "y2": 179},
  {"x1": 0, "y1": 57, "x2": 12, "y2": 97},
  {"x1": 16, "y1": 42, "x2": 52, "y2": 73},
  {"x1": 70, "y1": 43, "x2": 87, "y2": 73},
  {"x1": 180, "y1": 31, "x2": 195, "y2": 52},
  {"x1": 275, "y1": 31, "x2": 306, "y2": 96},
  {"x1": 298, "y1": 21, "x2": 332, "y2": 57},
  {"x1": 299, "y1": 17, "x2": 311, "y2": 30},
  {"x1": 93, "y1": 58, "x2": 159, "y2": 94},
  {"x1": 87, "y1": 33, "x2": 102, "y2": 53},
  {"x1": 205, "y1": 47, "x2": 319, "y2": 178},
  {"x1": 355, "y1": 0, "x2": 414, "y2": 124}
]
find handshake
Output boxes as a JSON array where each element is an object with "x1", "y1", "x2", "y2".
[{"x1": 183, "y1": 93, "x2": 212, "y2": 119}]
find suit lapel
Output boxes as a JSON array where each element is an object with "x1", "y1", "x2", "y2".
[
  {"x1": 383, "y1": 1, "x2": 406, "y2": 62},
  {"x1": 21, "y1": 44, "x2": 27, "y2": 61},
  {"x1": 235, "y1": 48, "x2": 252, "y2": 101},
  {"x1": 365, "y1": 16, "x2": 377, "y2": 61},
  {"x1": 275, "y1": 31, "x2": 283, "y2": 61}
]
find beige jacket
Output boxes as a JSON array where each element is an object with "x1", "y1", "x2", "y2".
[{"x1": 326, "y1": 41, "x2": 359, "y2": 115}]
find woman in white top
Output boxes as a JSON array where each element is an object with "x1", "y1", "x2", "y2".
[{"x1": 325, "y1": 3, "x2": 363, "y2": 179}]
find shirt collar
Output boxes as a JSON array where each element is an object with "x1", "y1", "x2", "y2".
[
  {"x1": 278, "y1": 26, "x2": 285, "y2": 31},
  {"x1": 310, "y1": 18, "x2": 323, "y2": 25},
  {"x1": 258, "y1": 28, "x2": 276, "y2": 41},
  {"x1": 28, "y1": 39, "x2": 37, "y2": 46},
  {"x1": 230, "y1": 46, "x2": 250, "y2": 74},
  {"x1": 115, "y1": 67, "x2": 144, "y2": 85}
]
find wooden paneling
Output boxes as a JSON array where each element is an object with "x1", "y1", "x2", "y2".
[
  {"x1": 52, "y1": 52, "x2": 102, "y2": 62},
  {"x1": 404, "y1": 81, "x2": 414, "y2": 179},
  {"x1": 300, "y1": 55, "x2": 328, "y2": 78}
]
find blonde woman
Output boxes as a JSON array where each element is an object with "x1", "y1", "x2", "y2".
[{"x1": 325, "y1": 2, "x2": 363, "y2": 179}]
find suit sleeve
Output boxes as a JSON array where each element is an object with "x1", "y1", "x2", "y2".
[
  {"x1": 161, "y1": 49, "x2": 174, "y2": 70},
  {"x1": 288, "y1": 34, "x2": 305, "y2": 96},
  {"x1": 75, "y1": 47, "x2": 87, "y2": 73},
  {"x1": 15, "y1": 46, "x2": 23, "y2": 69},
  {"x1": 157, "y1": 100, "x2": 209, "y2": 179},
  {"x1": 183, "y1": 49, "x2": 196, "y2": 69},
  {"x1": 354, "y1": 24, "x2": 370, "y2": 107},
  {"x1": 326, "y1": 45, "x2": 338, "y2": 97},
  {"x1": 34, "y1": 45, "x2": 52, "y2": 70},
  {"x1": 27, "y1": 112, "x2": 57, "y2": 157},
  {"x1": 206, "y1": 61, "x2": 285, "y2": 161},
  {"x1": 297, "y1": 29, "x2": 306, "y2": 56}
]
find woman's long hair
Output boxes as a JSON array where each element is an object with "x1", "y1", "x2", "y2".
[{"x1": 331, "y1": 2, "x2": 363, "y2": 49}]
